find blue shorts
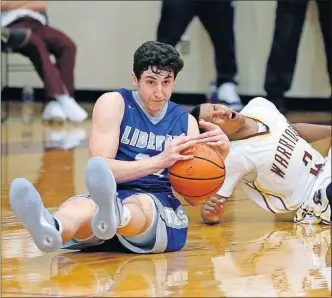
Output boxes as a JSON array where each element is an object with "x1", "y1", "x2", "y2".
[{"x1": 61, "y1": 190, "x2": 189, "y2": 253}]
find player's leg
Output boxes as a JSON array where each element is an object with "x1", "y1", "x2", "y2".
[
  {"x1": 10, "y1": 156, "x2": 161, "y2": 253},
  {"x1": 318, "y1": 148, "x2": 331, "y2": 225},
  {"x1": 115, "y1": 191, "x2": 188, "y2": 253},
  {"x1": 85, "y1": 157, "x2": 159, "y2": 240},
  {"x1": 295, "y1": 151, "x2": 331, "y2": 225},
  {"x1": 9, "y1": 179, "x2": 96, "y2": 253},
  {"x1": 11, "y1": 156, "x2": 187, "y2": 254},
  {"x1": 86, "y1": 156, "x2": 188, "y2": 253}
]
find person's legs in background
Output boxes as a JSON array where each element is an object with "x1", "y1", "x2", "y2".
[
  {"x1": 198, "y1": 0, "x2": 243, "y2": 111},
  {"x1": 316, "y1": 0, "x2": 331, "y2": 91},
  {"x1": 7, "y1": 18, "x2": 68, "y2": 123},
  {"x1": 37, "y1": 24, "x2": 88, "y2": 123},
  {"x1": 156, "y1": 0, "x2": 196, "y2": 47},
  {"x1": 263, "y1": 0, "x2": 309, "y2": 115},
  {"x1": 7, "y1": 17, "x2": 87, "y2": 123}
]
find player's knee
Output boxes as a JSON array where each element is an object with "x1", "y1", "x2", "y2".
[
  {"x1": 117, "y1": 202, "x2": 147, "y2": 236},
  {"x1": 122, "y1": 194, "x2": 154, "y2": 223},
  {"x1": 54, "y1": 198, "x2": 95, "y2": 230}
]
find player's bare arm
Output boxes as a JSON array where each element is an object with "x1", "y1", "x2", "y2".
[
  {"x1": 201, "y1": 195, "x2": 227, "y2": 224},
  {"x1": 89, "y1": 92, "x2": 198, "y2": 183},
  {"x1": 291, "y1": 123, "x2": 331, "y2": 143},
  {"x1": 200, "y1": 152, "x2": 251, "y2": 224},
  {"x1": 187, "y1": 114, "x2": 200, "y2": 137}
]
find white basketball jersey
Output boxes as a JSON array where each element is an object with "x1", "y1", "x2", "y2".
[{"x1": 217, "y1": 97, "x2": 326, "y2": 213}]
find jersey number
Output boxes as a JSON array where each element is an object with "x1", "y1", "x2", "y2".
[{"x1": 302, "y1": 151, "x2": 322, "y2": 176}]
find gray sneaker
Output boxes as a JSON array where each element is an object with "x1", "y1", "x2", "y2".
[
  {"x1": 9, "y1": 178, "x2": 62, "y2": 253},
  {"x1": 85, "y1": 156, "x2": 122, "y2": 240}
]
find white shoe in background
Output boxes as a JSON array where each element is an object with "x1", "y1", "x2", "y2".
[
  {"x1": 62, "y1": 127, "x2": 87, "y2": 150},
  {"x1": 44, "y1": 127, "x2": 67, "y2": 149},
  {"x1": 217, "y1": 82, "x2": 244, "y2": 112},
  {"x1": 44, "y1": 126, "x2": 87, "y2": 150},
  {"x1": 42, "y1": 101, "x2": 67, "y2": 124},
  {"x1": 66, "y1": 127, "x2": 87, "y2": 143},
  {"x1": 56, "y1": 96, "x2": 88, "y2": 123}
]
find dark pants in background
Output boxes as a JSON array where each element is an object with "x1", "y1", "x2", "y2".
[
  {"x1": 264, "y1": 0, "x2": 331, "y2": 98},
  {"x1": 7, "y1": 17, "x2": 77, "y2": 99},
  {"x1": 157, "y1": 0, "x2": 237, "y2": 87}
]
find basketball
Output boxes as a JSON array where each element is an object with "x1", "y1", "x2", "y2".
[{"x1": 168, "y1": 143, "x2": 225, "y2": 204}]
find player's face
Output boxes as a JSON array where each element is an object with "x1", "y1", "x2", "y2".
[
  {"x1": 132, "y1": 67, "x2": 175, "y2": 116},
  {"x1": 199, "y1": 103, "x2": 245, "y2": 136}
]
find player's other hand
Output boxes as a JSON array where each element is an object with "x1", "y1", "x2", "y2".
[
  {"x1": 195, "y1": 120, "x2": 230, "y2": 159},
  {"x1": 201, "y1": 195, "x2": 226, "y2": 224},
  {"x1": 158, "y1": 133, "x2": 197, "y2": 168}
]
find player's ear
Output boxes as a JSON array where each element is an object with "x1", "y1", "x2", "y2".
[{"x1": 132, "y1": 72, "x2": 138, "y2": 88}]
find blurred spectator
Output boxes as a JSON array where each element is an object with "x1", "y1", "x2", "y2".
[
  {"x1": 1, "y1": 0, "x2": 88, "y2": 123},
  {"x1": 157, "y1": 0, "x2": 243, "y2": 111},
  {"x1": 264, "y1": 0, "x2": 331, "y2": 114}
]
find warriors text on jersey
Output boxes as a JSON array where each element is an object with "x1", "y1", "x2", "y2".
[{"x1": 217, "y1": 97, "x2": 329, "y2": 214}]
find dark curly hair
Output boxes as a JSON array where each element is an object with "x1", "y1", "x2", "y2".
[{"x1": 133, "y1": 41, "x2": 184, "y2": 80}]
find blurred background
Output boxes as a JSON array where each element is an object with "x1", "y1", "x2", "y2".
[
  {"x1": 1, "y1": 3, "x2": 331, "y2": 296},
  {"x1": 1, "y1": 0, "x2": 331, "y2": 119}
]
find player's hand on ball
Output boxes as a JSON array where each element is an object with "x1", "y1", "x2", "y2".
[
  {"x1": 195, "y1": 120, "x2": 230, "y2": 158},
  {"x1": 158, "y1": 133, "x2": 197, "y2": 168},
  {"x1": 201, "y1": 195, "x2": 226, "y2": 224}
]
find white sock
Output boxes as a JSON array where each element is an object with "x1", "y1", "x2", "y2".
[{"x1": 119, "y1": 205, "x2": 131, "y2": 228}]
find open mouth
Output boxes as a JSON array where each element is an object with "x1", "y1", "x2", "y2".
[{"x1": 228, "y1": 111, "x2": 237, "y2": 120}]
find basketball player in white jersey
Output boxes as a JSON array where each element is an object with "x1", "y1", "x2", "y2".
[{"x1": 191, "y1": 97, "x2": 332, "y2": 225}]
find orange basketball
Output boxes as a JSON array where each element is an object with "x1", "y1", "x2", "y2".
[{"x1": 168, "y1": 143, "x2": 225, "y2": 204}]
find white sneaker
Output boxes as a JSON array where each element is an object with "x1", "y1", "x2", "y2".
[
  {"x1": 42, "y1": 101, "x2": 67, "y2": 124},
  {"x1": 61, "y1": 127, "x2": 87, "y2": 150},
  {"x1": 57, "y1": 96, "x2": 88, "y2": 123},
  {"x1": 44, "y1": 127, "x2": 67, "y2": 149},
  {"x1": 44, "y1": 126, "x2": 87, "y2": 150},
  {"x1": 67, "y1": 127, "x2": 87, "y2": 143},
  {"x1": 217, "y1": 83, "x2": 244, "y2": 112}
]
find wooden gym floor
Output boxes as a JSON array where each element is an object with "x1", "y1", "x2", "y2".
[{"x1": 1, "y1": 103, "x2": 331, "y2": 297}]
